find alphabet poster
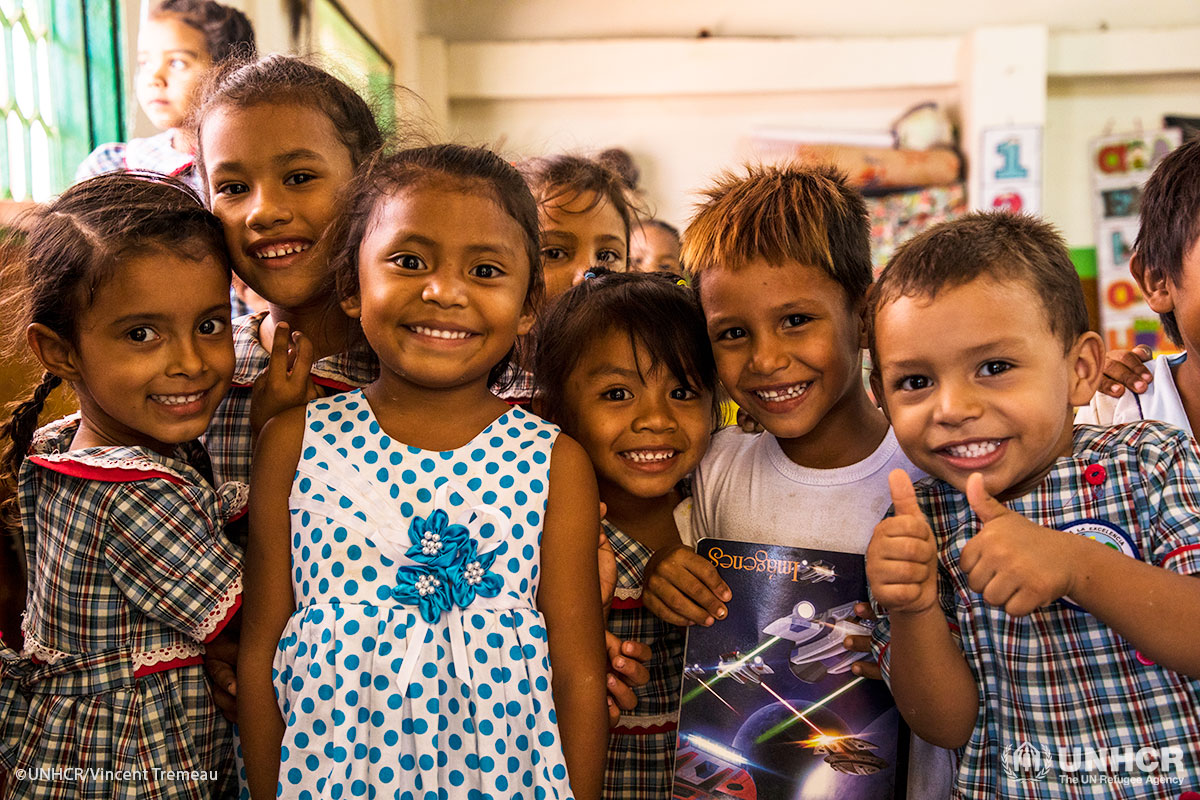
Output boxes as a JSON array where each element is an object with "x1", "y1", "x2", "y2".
[{"x1": 1090, "y1": 129, "x2": 1182, "y2": 354}]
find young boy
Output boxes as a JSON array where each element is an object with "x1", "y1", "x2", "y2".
[
  {"x1": 867, "y1": 212, "x2": 1200, "y2": 799},
  {"x1": 643, "y1": 164, "x2": 954, "y2": 798},
  {"x1": 1079, "y1": 137, "x2": 1200, "y2": 437}
]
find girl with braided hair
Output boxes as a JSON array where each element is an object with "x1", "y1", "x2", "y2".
[{"x1": 0, "y1": 172, "x2": 244, "y2": 799}]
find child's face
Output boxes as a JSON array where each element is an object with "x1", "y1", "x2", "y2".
[
  {"x1": 135, "y1": 15, "x2": 212, "y2": 131},
  {"x1": 68, "y1": 250, "x2": 233, "y2": 454},
  {"x1": 539, "y1": 191, "x2": 627, "y2": 300},
  {"x1": 203, "y1": 103, "x2": 355, "y2": 312},
  {"x1": 563, "y1": 329, "x2": 712, "y2": 502},
  {"x1": 873, "y1": 277, "x2": 1101, "y2": 499},
  {"x1": 700, "y1": 258, "x2": 866, "y2": 442},
  {"x1": 629, "y1": 224, "x2": 682, "y2": 276},
  {"x1": 342, "y1": 183, "x2": 534, "y2": 393}
]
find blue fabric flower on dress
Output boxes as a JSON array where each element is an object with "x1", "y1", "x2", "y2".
[
  {"x1": 391, "y1": 565, "x2": 452, "y2": 623},
  {"x1": 405, "y1": 509, "x2": 469, "y2": 567},
  {"x1": 448, "y1": 538, "x2": 503, "y2": 609}
]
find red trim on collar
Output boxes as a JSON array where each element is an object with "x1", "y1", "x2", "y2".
[
  {"x1": 312, "y1": 376, "x2": 353, "y2": 392},
  {"x1": 27, "y1": 456, "x2": 188, "y2": 486}
]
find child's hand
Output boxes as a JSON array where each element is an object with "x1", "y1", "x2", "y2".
[
  {"x1": 251, "y1": 322, "x2": 317, "y2": 438},
  {"x1": 866, "y1": 470, "x2": 938, "y2": 615},
  {"x1": 643, "y1": 543, "x2": 732, "y2": 627},
  {"x1": 204, "y1": 632, "x2": 239, "y2": 723},
  {"x1": 1098, "y1": 343, "x2": 1153, "y2": 398},
  {"x1": 959, "y1": 473, "x2": 1075, "y2": 617},
  {"x1": 843, "y1": 602, "x2": 881, "y2": 680},
  {"x1": 604, "y1": 632, "x2": 651, "y2": 727},
  {"x1": 735, "y1": 407, "x2": 764, "y2": 434},
  {"x1": 598, "y1": 528, "x2": 616, "y2": 611}
]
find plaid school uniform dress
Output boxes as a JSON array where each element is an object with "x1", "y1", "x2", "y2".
[
  {"x1": 202, "y1": 312, "x2": 379, "y2": 492},
  {"x1": 872, "y1": 421, "x2": 1200, "y2": 800},
  {"x1": 75, "y1": 130, "x2": 202, "y2": 196},
  {"x1": 0, "y1": 416, "x2": 245, "y2": 800},
  {"x1": 603, "y1": 521, "x2": 685, "y2": 800}
]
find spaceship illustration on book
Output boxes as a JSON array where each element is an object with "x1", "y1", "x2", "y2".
[{"x1": 673, "y1": 540, "x2": 902, "y2": 800}]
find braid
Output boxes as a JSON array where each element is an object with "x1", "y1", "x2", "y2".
[{"x1": 0, "y1": 372, "x2": 62, "y2": 533}]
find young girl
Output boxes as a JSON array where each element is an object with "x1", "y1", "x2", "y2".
[
  {"x1": 240, "y1": 145, "x2": 609, "y2": 799},
  {"x1": 76, "y1": 0, "x2": 255, "y2": 195},
  {"x1": 532, "y1": 270, "x2": 717, "y2": 800},
  {"x1": 497, "y1": 154, "x2": 636, "y2": 406},
  {"x1": 192, "y1": 54, "x2": 385, "y2": 491},
  {"x1": 519, "y1": 154, "x2": 636, "y2": 301},
  {"x1": 0, "y1": 173, "x2": 243, "y2": 797}
]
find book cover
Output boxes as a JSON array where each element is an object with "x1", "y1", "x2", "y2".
[{"x1": 672, "y1": 539, "x2": 903, "y2": 800}]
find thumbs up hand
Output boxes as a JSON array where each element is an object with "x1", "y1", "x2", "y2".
[
  {"x1": 959, "y1": 473, "x2": 1075, "y2": 617},
  {"x1": 867, "y1": 470, "x2": 940, "y2": 615}
]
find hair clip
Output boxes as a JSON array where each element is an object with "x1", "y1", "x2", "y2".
[
  {"x1": 675, "y1": 277, "x2": 688, "y2": 287},
  {"x1": 583, "y1": 271, "x2": 597, "y2": 280}
]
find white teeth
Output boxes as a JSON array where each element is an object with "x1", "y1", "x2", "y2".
[
  {"x1": 622, "y1": 450, "x2": 675, "y2": 463},
  {"x1": 946, "y1": 440, "x2": 1001, "y2": 458},
  {"x1": 151, "y1": 392, "x2": 204, "y2": 406},
  {"x1": 254, "y1": 243, "x2": 309, "y2": 259},
  {"x1": 754, "y1": 383, "x2": 809, "y2": 402},
  {"x1": 412, "y1": 325, "x2": 471, "y2": 340}
]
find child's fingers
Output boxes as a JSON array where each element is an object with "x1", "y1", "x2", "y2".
[
  {"x1": 1100, "y1": 355, "x2": 1150, "y2": 398},
  {"x1": 619, "y1": 638, "x2": 652, "y2": 667},
  {"x1": 680, "y1": 554, "x2": 732, "y2": 603},
  {"x1": 268, "y1": 322, "x2": 292, "y2": 374},
  {"x1": 643, "y1": 578, "x2": 718, "y2": 626},
  {"x1": 289, "y1": 330, "x2": 315, "y2": 376},
  {"x1": 606, "y1": 672, "x2": 638, "y2": 712},
  {"x1": 854, "y1": 601, "x2": 878, "y2": 621},
  {"x1": 849, "y1": 657, "x2": 882, "y2": 680},
  {"x1": 887, "y1": 469, "x2": 925, "y2": 521}
]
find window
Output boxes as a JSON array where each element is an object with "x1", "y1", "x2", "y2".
[
  {"x1": 2, "y1": 0, "x2": 123, "y2": 201},
  {"x1": 310, "y1": 0, "x2": 394, "y2": 132}
]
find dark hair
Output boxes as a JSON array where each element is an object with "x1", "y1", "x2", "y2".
[
  {"x1": 519, "y1": 154, "x2": 637, "y2": 248},
  {"x1": 596, "y1": 148, "x2": 640, "y2": 191},
  {"x1": 328, "y1": 144, "x2": 544, "y2": 387},
  {"x1": 152, "y1": 0, "x2": 255, "y2": 63},
  {"x1": 532, "y1": 269, "x2": 718, "y2": 428},
  {"x1": 866, "y1": 212, "x2": 1087, "y2": 360},
  {"x1": 192, "y1": 54, "x2": 385, "y2": 185},
  {"x1": 683, "y1": 163, "x2": 872, "y2": 304},
  {"x1": 0, "y1": 172, "x2": 229, "y2": 530},
  {"x1": 640, "y1": 218, "x2": 680, "y2": 241},
  {"x1": 1134, "y1": 137, "x2": 1200, "y2": 346}
]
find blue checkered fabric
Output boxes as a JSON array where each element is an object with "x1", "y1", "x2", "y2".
[
  {"x1": 0, "y1": 416, "x2": 243, "y2": 797},
  {"x1": 75, "y1": 131, "x2": 202, "y2": 195},
  {"x1": 603, "y1": 520, "x2": 685, "y2": 800},
  {"x1": 872, "y1": 422, "x2": 1200, "y2": 799},
  {"x1": 202, "y1": 312, "x2": 379, "y2": 490}
]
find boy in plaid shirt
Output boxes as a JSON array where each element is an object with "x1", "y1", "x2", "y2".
[{"x1": 867, "y1": 212, "x2": 1200, "y2": 798}]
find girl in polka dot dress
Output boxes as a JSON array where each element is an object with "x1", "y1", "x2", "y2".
[{"x1": 239, "y1": 144, "x2": 609, "y2": 800}]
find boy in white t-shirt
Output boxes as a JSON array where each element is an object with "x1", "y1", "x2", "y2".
[
  {"x1": 1077, "y1": 137, "x2": 1200, "y2": 437},
  {"x1": 643, "y1": 164, "x2": 954, "y2": 798}
]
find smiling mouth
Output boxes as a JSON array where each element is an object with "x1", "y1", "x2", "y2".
[
  {"x1": 941, "y1": 440, "x2": 1003, "y2": 459},
  {"x1": 252, "y1": 242, "x2": 311, "y2": 260},
  {"x1": 150, "y1": 390, "x2": 207, "y2": 406},
  {"x1": 620, "y1": 449, "x2": 678, "y2": 464},
  {"x1": 409, "y1": 325, "x2": 474, "y2": 340},
  {"x1": 753, "y1": 382, "x2": 810, "y2": 403}
]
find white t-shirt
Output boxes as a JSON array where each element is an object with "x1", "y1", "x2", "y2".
[
  {"x1": 681, "y1": 425, "x2": 955, "y2": 800},
  {"x1": 1076, "y1": 352, "x2": 1193, "y2": 437},
  {"x1": 684, "y1": 425, "x2": 925, "y2": 552}
]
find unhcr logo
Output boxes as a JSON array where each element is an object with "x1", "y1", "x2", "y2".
[{"x1": 1001, "y1": 741, "x2": 1054, "y2": 782}]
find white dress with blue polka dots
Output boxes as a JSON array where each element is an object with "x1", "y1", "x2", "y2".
[{"x1": 274, "y1": 390, "x2": 574, "y2": 800}]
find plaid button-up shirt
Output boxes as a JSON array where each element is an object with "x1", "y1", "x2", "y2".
[
  {"x1": 872, "y1": 422, "x2": 1200, "y2": 799},
  {"x1": 75, "y1": 130, "x2": 202, "y2": 195}
]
